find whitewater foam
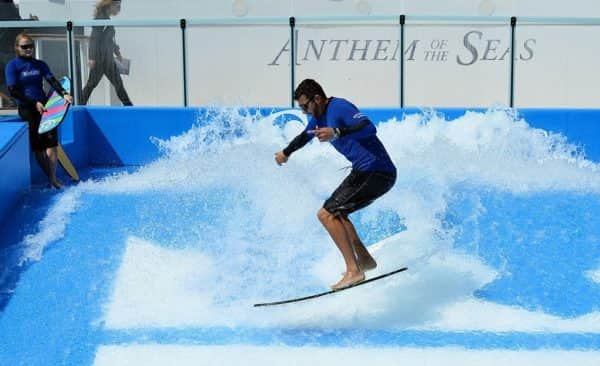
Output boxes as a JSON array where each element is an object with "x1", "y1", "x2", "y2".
[
  {"x1": 20, "y1": 191, "x2": 82, "y2": 265},
  {"x1": 17, "y1": 107, "x2": 600, "y2": 334}
]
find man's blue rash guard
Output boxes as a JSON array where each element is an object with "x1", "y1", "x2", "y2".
[
  {"x1": 5, "y1": 56, "x2": 54, "y2": 106},
  {"x1": 284, "y1": 97, "x2": 396, "y2": 173}
]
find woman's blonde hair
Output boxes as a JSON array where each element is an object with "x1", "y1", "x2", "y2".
[
  {"x1": 94, "y1": 0, "x2": 120, "y2": 17},
  {"x1": 14, "y1": 32, "x2": 33, "y2": 54}
]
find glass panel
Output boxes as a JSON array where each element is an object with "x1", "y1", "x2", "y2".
[
  {"x1": 515, "y1": 25, "x2": 600, "y2": 108},
  {"x1": 78, "y1": 26, "x2": 183, "y2": 106},
  {"x1": 5, "y1": 18, "x2": 597, "y2": 109},
  {"x1": 182, "y1": 1, "x2": 292, "y2": 18},
  {"x1": 296, "y1": 24, "x2": 400, "y2": 107},
  {"x1": 1, "y1": 26, "x2": 21, "y2": 110},
  {"x1": 0, "y1": 25, "x2": 69, "y2": 110},
  {"x1": 11, "y1": 1, "x2": 123, "y2": 21},
  {"x1": 0, "y1": 1, "x2": 22, "y2": 21},
  {"x1": 405, "y1": 24, "x2": 510, "y2": 108},
  {"x1": 187, "y1": 25, "x2": 290, "y2": 107},
  {"x1": 66, "y1": 1, "x2": 99, "y2": 20}
]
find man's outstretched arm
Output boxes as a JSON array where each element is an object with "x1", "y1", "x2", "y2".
[{"x1": 275, "y1": 131, "x2": 313, "y2": 165}]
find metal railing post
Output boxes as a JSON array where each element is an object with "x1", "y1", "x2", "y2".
[
  {"x1": 399, "y1": 14, "x2": 405, "y2": 108},
  {"x1": 180, "y1": 18, "x2": 188, "y2": 107},
  {"x1": 509, "y1": 16, "x2": 516, "y2": 108},
  {"x1": 289, "y1": 16, "x2": 296, "y2": 108},
  {"x1": 66, "y1": 21, "x2": 78, "y2": 104}
]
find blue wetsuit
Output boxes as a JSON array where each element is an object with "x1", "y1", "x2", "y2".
[
  {"x1": 285, "y1": 97, "x2": 396, "y2": 173},
  {"x1": 5, "y1": 56, "x2": 54, "y2": 106},
  {"x1": 5, "y1": 56, "x2": 64, "y2": 150},
  {"x1": 283, "y1": 97, "x2": 396, "y2": 216}
]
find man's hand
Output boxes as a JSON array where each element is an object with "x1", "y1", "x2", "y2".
[
  {"x1": 88, "y1": 60, "x2": 96, "y2": 69},
  {"x1": 274, "y1": 151, "x2": 288, "y2": 166},
  {"x1": 35, "y1": 101, "x2": 46, "y2": 115},
  {"x1": 63, "y1": 94, "x2": 74, "y2": 105},
  {"x1": 308, "y1": 127, "x2": 335, "y2": 142}
]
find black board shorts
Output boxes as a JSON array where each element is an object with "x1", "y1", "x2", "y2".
[
  {"x1": 323, "y1": 169, "x2": 396, "y2": 217},
  {"x1": 18, "y1": 105, "x2": 58, "y2": 151}
]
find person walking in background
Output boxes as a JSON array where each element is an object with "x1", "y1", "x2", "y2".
[
  {"x1": 274, "y1": 79, "x2": 397, "y2": 290},
  {"x1": 81, "y1": 0, "x2": 132, "y2": 106},
  {"x1": 5, "y1": 32, "x2": 73, "y2": 188}
]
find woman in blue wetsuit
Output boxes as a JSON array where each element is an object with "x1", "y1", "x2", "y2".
[
  {"x1": 5, "y1": 32, "x2": 73, "y2": 188},
  {"x1": 275, "y1": 79, "x2": 397, "y2": 290}
]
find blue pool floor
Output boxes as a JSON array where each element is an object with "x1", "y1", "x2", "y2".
[{"x1": 1, "y1": 167, "x2": 600, "y2": 366}]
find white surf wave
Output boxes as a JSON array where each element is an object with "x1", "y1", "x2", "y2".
[{"x1": 19, "y1": 107, "x2": 600, "y2": 333}]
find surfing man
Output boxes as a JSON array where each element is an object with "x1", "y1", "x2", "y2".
[{"x1": 274, "y1": 79, "x2": 396, "y2": 290}]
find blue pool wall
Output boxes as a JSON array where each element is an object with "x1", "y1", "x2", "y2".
[
  {"x1": 1, "y1": 106, "x2": 599, "y2": 227},
  {"x1": 0, "y1": 121, "x2": 29, "y2": 223}
]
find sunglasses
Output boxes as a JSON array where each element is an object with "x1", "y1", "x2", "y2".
[
  {"x1": 19, "y1": 44, "x2": 34, "y2": 50},
  {"x1": 298, "y1": 95, "x2": 314, "y2": 111}
]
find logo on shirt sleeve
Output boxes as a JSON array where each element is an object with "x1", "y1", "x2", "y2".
[{"x1": 353, "y1": 112, "x2": 366, "y2": 120}]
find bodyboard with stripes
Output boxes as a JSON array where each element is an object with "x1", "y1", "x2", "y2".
[{"x1": 38, "y1": 76, "x2": 70, "y2": 134}]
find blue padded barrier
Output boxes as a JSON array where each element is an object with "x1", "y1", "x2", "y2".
[
  {"x1": 518, "y1": 109, "x2": 600, "y2": 161},
  {"x1": 0, "y1": 106, "x2": 599, "y2": 226},
  {"x1": 85, "y1": 107, "x2": 200, "y2": 166},
  {"x1": 78, "y1": 107, "x2": 600, "y2": 166},
  {"x1": 0, "y1": 122, "x2": 30, "y2": 226}
]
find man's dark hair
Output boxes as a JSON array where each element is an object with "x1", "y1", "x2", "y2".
[{"x1": 294, "y1": 78, "x2": 327, "y2": 101}]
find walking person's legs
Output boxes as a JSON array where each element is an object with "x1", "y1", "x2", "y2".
[
  {"x1": 81, "y1": 65, "x2": 105, "y2": 105},
  {"x1": 105, "y1": 62, "x2": 132, "y2": 106}
]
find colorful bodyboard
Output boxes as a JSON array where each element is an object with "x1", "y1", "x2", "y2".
[{"x1": 38, "y1": 76, "x2": 71, "y2": 134}]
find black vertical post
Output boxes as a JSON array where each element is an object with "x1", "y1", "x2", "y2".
[
  {"x1": 180, "y1": 18, "x2": 188, "y2": 107},
  {"x1": 399, "y1": 14, "x2": 405, "y2": 108},
  {"x1": 66, "y1": 21, "x2": 76, "y2": 104},
  {"x1": 509, "y1": 16, "x2": 516, "y2": 108},
  {"x1": 289, "y1": 16, "x2": 296, "y2": 108}
]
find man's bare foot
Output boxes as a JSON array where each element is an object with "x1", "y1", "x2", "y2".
[
  {"x1": 331, "y1": 270, "x2": 365, "y2": 291},
  {"x1": 341, "y1": 256, "x2": 377, "y2": 275},
  {"x1": 358, "y1": 255, "x2": 377, "y2": 271},
  {"x1": 340, "y1": 256, "x2": 377, "y2": 275},
  {"x1": 50, "y1": 178, "x2": 63, "y2": 189},
  {"x1": 352, "y1": 242, "x2": 377, "y2": 271}
]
